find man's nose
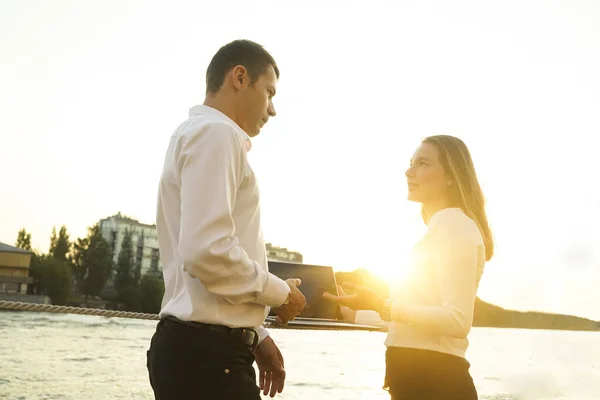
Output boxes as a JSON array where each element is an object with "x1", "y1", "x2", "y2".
[{"x1": 268, "y1": 102, "x2": 276, "y2": 117}]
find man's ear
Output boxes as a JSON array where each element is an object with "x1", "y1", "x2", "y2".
[{"x1": 231, "y1": 65, "x2": 248, "y2": 90}]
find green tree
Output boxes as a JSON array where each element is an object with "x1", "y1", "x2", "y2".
[
  {"x1": 36, "y1": 255, "x2": 72, "y2": 305},
  {"x1": 15, "y1": 229, "x2": 45, "y2": 295},
  {"x1": 72, "y1": 235, "x2": 90, "y2": 291},
  {"x1": 83, "y1": 228, "x2": 112, "y2": 298},
  {"x1": 115, "y1": 229, "x2": 134, "y2": 290},
  {"x1": 49, "y1": 226, "x2": 58, "y2": 254},
  {"x1": 15, "y1": 228, "x2": 32, "y2": 251},
  {"x1": 72, "y1": 224, "x2": 113, "y2": 299},
  {"x1": 114, "y1": 229, "x2": 141, "y2": 310},
  {"x1": 27, "y1": 253, "x2": 42, "y2": 295},
  {"x1": 140, "y1": 274, "x2": 165, "y2": 314},
  {"x1": 49, "y1": 225, "x2": 72, "y2": 262},
  {"x1": 133, "y1": 251, "x2": 142, "y2": 283},
  {"x1": 119, "y1": 284, "x2": 142, "y2": 311}
]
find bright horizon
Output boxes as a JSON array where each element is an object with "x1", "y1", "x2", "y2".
[{"x1": 1, "y1": 1, "x2": 599, "y2": 320}]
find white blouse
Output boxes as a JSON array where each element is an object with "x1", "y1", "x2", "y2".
[{"x1": 355, "y1": 207, "x2": 486, "y2": 359}]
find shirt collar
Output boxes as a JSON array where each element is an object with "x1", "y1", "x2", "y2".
[
  {"x1": 189, "y1": 105, "x2": 252, "y2": 151},
  {"x1": 428, "y1": 207, "x2": 462, "y2": 227}
]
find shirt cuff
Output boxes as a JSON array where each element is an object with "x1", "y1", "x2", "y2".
[
  {"x1": 255, "y1": 272, "x2": 290, "y2": 307},
  {"x1": 256, "y1": 324, "x2": 270, "y2": 344},
  {"x1": 354, "y1": 310, "x2": 381, "y2": 324}
]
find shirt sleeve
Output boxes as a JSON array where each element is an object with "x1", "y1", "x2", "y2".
[
  {"x1": 176, "y1": 123, "x2": 290, "y2": 307},
  {"x1": 354, "y1": 310, "x2": 389, "y2": 331},
  {"x1": 390, "y1": 216, "x2": 480, "y2": 339},
  {"x1": 255, "y1": 324, "x2": 270, "y2": 344}
]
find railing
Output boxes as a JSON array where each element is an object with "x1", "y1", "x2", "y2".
[{"x1": 0, "y1": 300, "x2": 382, "y2": 331}]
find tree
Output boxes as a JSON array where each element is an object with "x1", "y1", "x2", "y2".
[
  {"x1": 49, "y1": 226, "x2": 58, "y2": 254},
  {"x1": 115, "y1": 229, "x2": 134, "y2": 291},
  {"x1": 133, "y1": 248, "x2": 142, "y2": 283},
  {"x1": 120, "y1": 284, "x2": 142, "y2": 311},
  {"x1": 27, "y1": 253, "x2": 43, "y2": 295},
  {"x1": 83, "y1": 227, "x2": 112, "y2": 298},
  {"x1": 15, "y1": 229, "x2": 44, "y2": 295},
  {"x1": 49, "y1": 225, "x2": 72, "y2": 263},
  {"x1": 15, "y1": 228, "x2": 32, "y2": 251},
  {"x1": 114, "y1": 229, "x2": 141, "y2": 310},
  {"x1": 140, "y1": 274, "x2": 165, "y2": 314},
  {"x1": 72, "y1": 235, "x2": 90, "y2": 291},
  {"x1": 36, "y1": 255, "x2": 72, "y2": 305},
  {"x1": 72, "y1": 224, "x2": 113, "y2": 299}
]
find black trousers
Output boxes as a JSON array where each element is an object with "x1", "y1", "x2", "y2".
[
  {"x1": 146, "y1": 317, "x2": 261, "y2": 400},
  {"x1": 384, "y1": 347, "x2": 478, "y2": 400}
]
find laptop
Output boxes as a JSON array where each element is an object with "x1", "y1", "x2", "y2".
[{"x1": 267, "y1": 261, "x2": 339, "y2": 320}]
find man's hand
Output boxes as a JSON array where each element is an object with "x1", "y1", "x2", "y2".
[
  {"x1": 253, "y1": 336, "x2": 285, "y2": 398},
  {"x1": 323, "y1": 282, "x2": 387, "y2": 312},
  {"x1": 271, "y1": 278, "x2": 306, "y2": 325}
]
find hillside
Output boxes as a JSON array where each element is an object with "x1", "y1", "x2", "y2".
[{"x1": 473, "y1": 297, "x2": 599, "y2": 331}]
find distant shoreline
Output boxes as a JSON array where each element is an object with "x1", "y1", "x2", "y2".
[{"x1": 473, "y1": 297, "x2": 600, "y2": 332}]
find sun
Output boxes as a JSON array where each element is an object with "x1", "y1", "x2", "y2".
[
  {"x1": 354, "y1": 216, "x2": 427, "y2": 287},
  {"x1": 364, "y1": 245, "x2": 414, "y2": 286}
]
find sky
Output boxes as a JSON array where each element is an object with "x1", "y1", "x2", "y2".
[{"x1": 1, "y1": 0, "x2": 599, "y2": 320}]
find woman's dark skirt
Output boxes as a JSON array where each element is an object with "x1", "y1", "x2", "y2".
[{"x1": 384, "y1": 347, "x2": 478, "y2": 400}]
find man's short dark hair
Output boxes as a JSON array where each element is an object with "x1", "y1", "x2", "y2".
[{"x1": 205, "y1": 39, "x2": 280, "y2": 94}]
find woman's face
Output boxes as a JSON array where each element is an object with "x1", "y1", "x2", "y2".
[{"x1": 405, "y1": 142, "x2": 451, "y2": 204}]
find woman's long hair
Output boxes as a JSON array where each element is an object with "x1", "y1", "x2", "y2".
[{"x1": 421, "y1": 135, "x2": 495, "y2": 261}]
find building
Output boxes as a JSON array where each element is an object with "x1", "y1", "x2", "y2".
[
  {"x1": 266, "y1": 243, "x2": 303, "y2": 263},
  {"x1": 98, "y1": 212, "x2": 162, "y2": 277},
  {"x1": 97, "y1": 212, "x2": 302, "y2": 277},
  {"x1": 0, "y1": 242, "x2": 34, "y2": 295}
]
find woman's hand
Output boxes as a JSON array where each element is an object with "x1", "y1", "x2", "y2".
[
  {"x1": 332, "y1": 285, "x2": 356, "y2": 322},
  {"x1": 323, "y1": 282, "x2": 387, "y2": 313}
]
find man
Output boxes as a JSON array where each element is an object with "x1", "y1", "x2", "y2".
[{"x1": 147, "y1": 39, "x2": 306, "y2": 400}]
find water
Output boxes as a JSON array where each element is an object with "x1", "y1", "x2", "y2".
[{"x1": 0, "y1": 311, "x2": 598, "y2": 400}]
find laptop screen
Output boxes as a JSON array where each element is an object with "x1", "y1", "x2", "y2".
[{"x1": 267, "y1": 261, "x2": 339, "y2": 320}]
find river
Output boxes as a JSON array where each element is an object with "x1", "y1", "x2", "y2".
[{"x1": 1, "y1": 311, "x2": 598, "y2": 399}]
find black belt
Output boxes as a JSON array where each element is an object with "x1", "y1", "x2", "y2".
[{"x1": 162, "y1": 316, "x2": 259, "y2": 351}]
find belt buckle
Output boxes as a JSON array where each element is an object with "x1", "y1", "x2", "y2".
[{"x1": 239, "y1": 328, "x2": 258, "y2": 350}]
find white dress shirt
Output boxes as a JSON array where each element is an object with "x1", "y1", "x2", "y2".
[
  {"x1": 355, "y1": 207, "x2": 486, "y2": 359},
  {"x1": 155, "y1": 104, "x2": 290, "y2": 343}
]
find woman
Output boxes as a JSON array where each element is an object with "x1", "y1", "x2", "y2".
[{"x1": 324, "y1": 135, "x2": 494, "y2": 400}]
